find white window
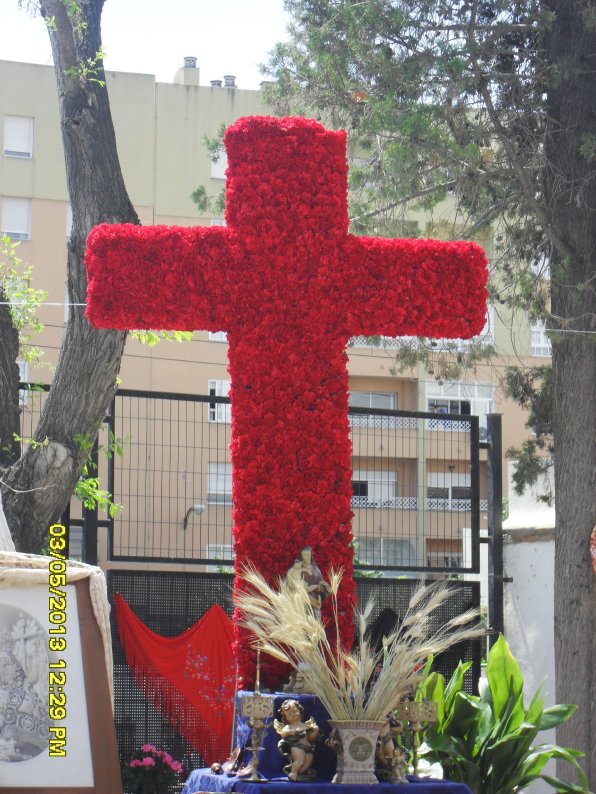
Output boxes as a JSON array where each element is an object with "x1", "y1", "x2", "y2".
[
  {"x1": 349, "y1": 391, "x2": 401, "y2": 429},
  {"x1": 207, "y1": 462, "x2": 232, "y2": 504},
  {"x1": 205, "y1": 543, "x2": 234, "y2": 561},
  {"x1": 427, "y1": 472, "x2": 472, "y2": 512},
  {"x1": 3, "y1": 116, "x2": 33, "y2": 158},
  {"x1": 531, "y1": 322, "x2": 552, "y2": 357},
  {"x1": 1, "y1": 197, "x2": 31, "y2": 240},
  {"x1": 426, "y1": 550, "x2": 463, "y2": 568},
  {"x1": 211, "y1": 150, "x2": 228, "y2": 180},
  {"x1": 208, "y1": 331, "x2": 228, "y2": 342},
  {"x1": 356, "y1": 537, "x2": 416, "y2": 568},
  {"x1": 352, "y1": 470, "x2": 397, "y2": 508},
  {"x1": 208, "y1": 379, "x2": 231, "y2": 423},
  {"x1": 426, "y1": 381, "x2": 495, "y2": 439},
  {"x1": 349, "y1": 391, "x2": 396, "y2": 411},
  {"x1": 210, "y1": 218, "x2": 226, "y2": 227}
]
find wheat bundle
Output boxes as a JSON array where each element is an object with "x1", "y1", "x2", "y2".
[{"x1": 235, "y1": 567, "x2": 484, "y2": 721}]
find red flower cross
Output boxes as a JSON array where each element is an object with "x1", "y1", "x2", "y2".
[{"x1": 85, "y1": 116, "x2": 488, "y2": 687}]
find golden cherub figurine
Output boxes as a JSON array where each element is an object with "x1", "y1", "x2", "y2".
[
  {"x1": 375, "y1": 714, "x2": 409, "y2": 783},
  {"x1": 274, "y1": 699, "x2": 319, "y2": 782}
]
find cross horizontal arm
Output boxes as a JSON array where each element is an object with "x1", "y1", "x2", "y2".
[
  {"x1": 85, "y1": 224, "x2": 236, "y2": 331},
  {"x1": 341, "y1": 235, "x2": 488, "y2": 339}
]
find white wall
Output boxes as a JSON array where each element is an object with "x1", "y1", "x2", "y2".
[{"x1": 503, "y1": 463, "x2": 556, "y2": 793}]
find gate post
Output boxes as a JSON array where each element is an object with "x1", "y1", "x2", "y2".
[{"x1": 486, "y1": 413, "x2": 504, "y2": 646}]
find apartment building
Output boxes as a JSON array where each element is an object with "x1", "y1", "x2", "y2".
[{"x1": 0, "y1": 58, "x2": 551, "y2": 574}]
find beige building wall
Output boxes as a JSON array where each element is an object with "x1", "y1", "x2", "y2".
[{"x1": 1, "y1": 59, "x2": 551, "y2": 571}]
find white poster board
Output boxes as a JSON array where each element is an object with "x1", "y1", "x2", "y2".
[{"x1": 0, "y1": 585, "x2": 93, "y2": 786}]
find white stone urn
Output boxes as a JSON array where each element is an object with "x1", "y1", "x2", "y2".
[{"x1": 328, "y1": 719, "x2": 385, "y2": 784}]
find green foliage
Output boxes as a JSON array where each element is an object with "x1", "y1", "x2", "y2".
[
  {"x1": 73, "y1": 430, "x2": 129, "y2": 518},
  {"x1": 0, "y1": 235, "x2": 46, "y2": 365},
  {"x1": 13, "y1": 433, "x2": 49, "y2": 451},
  {"x1": 130, "y1": 329, "x2": 193, "y2": 347},
  {"x1": 190, "y1": 185, "x2": 209, "y2": 214},
  {"x1": 203, "y1": 123, "x2": 226, "y2": 162},
  {"x1": 419, "y1": 635, "x2": 590, "y2": 794},
  {"x1": 63, "y1": 48, "x2": 107, "y2": 87},
  {"x1": 190, "y1": 125, "x2": 227, "y2": 216},
  {"x1": 504, "y1": 365, "x2": 553, "y2": 501},
  {"x1": 262, "y1": 0, "x2": 577, "y2": 386}
]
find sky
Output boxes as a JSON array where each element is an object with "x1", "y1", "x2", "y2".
[{"x1": 0, "y1": 0, "x2": 290, "y2": 89}]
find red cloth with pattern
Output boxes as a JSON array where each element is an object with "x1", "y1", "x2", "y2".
[{"x1": 114, "y1": 594, "x2": 235, "y2": 763}]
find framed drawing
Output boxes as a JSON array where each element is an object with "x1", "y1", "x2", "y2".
[{"x1": 0, "y1": 571, "x2": 122, "y2": 793}]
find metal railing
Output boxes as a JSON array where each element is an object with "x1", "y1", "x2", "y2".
[{"x1": 19, "y1": 386, "x2": 490, "y2": 575}]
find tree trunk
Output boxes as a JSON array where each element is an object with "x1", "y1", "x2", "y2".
[
  {"x1": 0, "y1": 288, "x2": 20, "y2": 468},
  {"x1": 0, "y1": 0, "x2": 138, "y2": 552},
  {"x1": 543, "y1": 1, "x2": 596, "y2": 785}
]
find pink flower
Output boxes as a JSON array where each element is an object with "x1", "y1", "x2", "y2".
[
  {"x1": 141, "y1": 756, "x2": 156, "y2": 767},
  {"x1": 141, "y1": 743, "x2": 157, "y2": 753}
]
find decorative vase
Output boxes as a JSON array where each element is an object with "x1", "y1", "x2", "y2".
[{"x1": 328, "y1": 719, "x2": 385, "y2": 784}]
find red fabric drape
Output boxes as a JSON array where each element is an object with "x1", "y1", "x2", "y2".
[{"x1": 114, "y1": 594, "x2": 235, "y2": 763}]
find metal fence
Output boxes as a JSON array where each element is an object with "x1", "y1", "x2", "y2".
[{"x1": 18, "y1": 386, "x2": 486, "y2": 575}]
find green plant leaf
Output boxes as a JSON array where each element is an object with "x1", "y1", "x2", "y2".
[
  {"x1": 538, "y1": 703, "x2": 577, "y2": 730},
  {"x1": 444, "y1": 691, "x2": 484, "y2": 740},
  {"x1": 540, "y1": 770, "x2": 590, "y2": 794},
  {"x1": 444, "y1": 660, "x2": 472, "y2": 715},
  {"x1": 525, "y1": 683, "x2": 545, "y2": 726},
  {"x1": 487, "y1": 733, "x2": 537, "y2": 793},
  {"x1": 420, "y1": 671, "x2": 445, "y2": 726},
  {"x1": 486, "y1": 635, "x2": 524, "y2": 723},
  {"x1": 519, "y1": 746, "x2": 561, "y2": 779}
]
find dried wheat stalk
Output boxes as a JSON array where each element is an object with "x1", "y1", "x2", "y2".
[{"x1": 235, "y1": 566, "x2": 484, "y2": 721}]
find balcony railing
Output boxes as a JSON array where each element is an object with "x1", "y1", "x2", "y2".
[
  {"x1": 426, "y1": 416, "x2": 472, "y2": 432},
  {"x1": 349, "y1": 414, "x2": 418, "y2": 430},
  {"x1": 351, "y1": 496, "x2": 418, "y2": 510},
  {"x1": 351, "y1": 496, "x2": 488, "y2": 512}
]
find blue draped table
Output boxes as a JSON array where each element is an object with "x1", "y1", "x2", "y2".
[
  {"x1": 182, "y1": 770, "x2": 473, "y2": 794},
  {"x1": 182, "y1": 692, "x2": 473, "y2": 794}
]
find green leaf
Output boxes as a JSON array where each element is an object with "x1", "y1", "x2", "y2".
[
  {"x1": 525, "y1": 684, "x2": 544, "y2": 726},
  {"x1": 444, "y1": 660, "x2": 472, "y2": 715},
  {"x1": 538, "y1": 703, "x2": 577, "y2": 730},
  {"x1": 540, "y1": 773, "x2": 590, "y2": 794},
  {"x1": 486, "y1": 635, "x2": 524, "y2": 721},
  {"x1": 420, "y1": 671, "x2": 445, "y2": 725},
  {"x1": 487, "y1": 730, "x2": 534, "y2": 781},
  {"x1": 444, "y1": 692, "x2": 485, "y2": 740}
]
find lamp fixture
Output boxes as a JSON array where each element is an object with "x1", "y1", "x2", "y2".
[{"x1": 183, "y1": 503, "x2": 206, "y2": 529}]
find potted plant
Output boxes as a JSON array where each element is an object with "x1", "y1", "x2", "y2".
[
  {"x1": 419, "y1": 635, "x2": 590, "y2": 794},
  {"x1": 121, "y1": 744, "x2": 183, "y2": 794},
  {"x1": 235, "y1": 567, "x2": 484, "y2": 783}
]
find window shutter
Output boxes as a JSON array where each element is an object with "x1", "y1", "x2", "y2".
[
  {"x1": 1, "y1": 197, "x2": 31, "y2": 239},
  {"x1": 4, "y1": 116, "x2": 33, "y2": 157}
]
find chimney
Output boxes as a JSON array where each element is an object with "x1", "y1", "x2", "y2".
[
  {"x1": 210, "y1": 79, "x2": 223, "y2": 87},
  {"x1": 174, "y1": 56, "x2": 200, "y2": 86},
  {"x1": 223, "y1": 75, "x2": 236, "y2": 88}
]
